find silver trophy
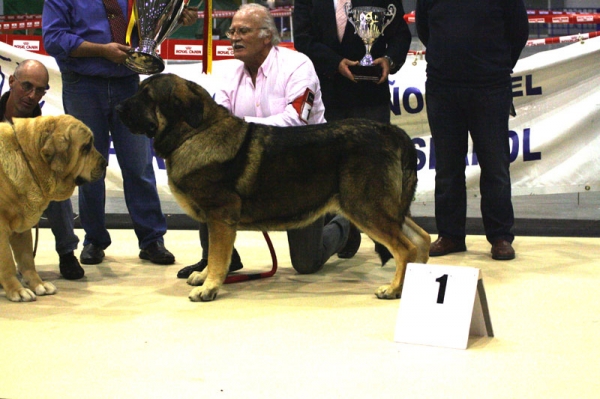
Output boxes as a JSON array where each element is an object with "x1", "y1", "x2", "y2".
[
  {"x1": 124, "y1": 0, "x2": 188, "y2": 74},
  {"x1": 345, "y1": 3, "x2": 396, "y2": 81}
]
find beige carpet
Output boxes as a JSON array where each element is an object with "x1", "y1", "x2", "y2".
[{"x1": 1, "y1": 229, "x2": 599, "y2": 399}]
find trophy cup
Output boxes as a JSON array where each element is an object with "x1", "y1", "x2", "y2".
[
  {"x1": 345, "y1": 3, "x2": 396, "y2": 81},
  {"x1": 124, "y1": 0, "x2": 189, "y2": 75}
]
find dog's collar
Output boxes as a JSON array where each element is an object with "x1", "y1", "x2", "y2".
[{"x1": 11, "y1": 123, "x2": 44, "y2": 193}]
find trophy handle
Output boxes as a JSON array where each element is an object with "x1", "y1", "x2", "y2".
[
  {"x1": 159, "y1": 0, "x2": 188, "y2": 41},
  {"x1": 380, "y1": 4, "x2": 397, "y2": 36}
]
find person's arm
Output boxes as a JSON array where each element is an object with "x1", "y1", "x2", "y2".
[
  {"x1": 179, "y1": 6, "x2": 199, "y2": 26},
  {"x1": 69, "y1": 42, "x2": 131, "y2": 64},
  {"x1": 292, "y1": 0, "x2": 344, "y2": 77},
  {"x1": 505, "y1": 0, "x2": 529, "y2": 68},
  {"x1": 415, "y1": 0, "x2": 430, "y2": 48},
  {"x1": 379, "y1": 0, "x2": 412, "y2": 76},
  {"x1": 42, "y1": 0, "x2": 130, "y2": 64},
  {"x1": 245, "y1": 59, "x2": 325, "y2": 127},
  {"x1": 42, "y1": 0, "x2": 83, "y2": 61}
]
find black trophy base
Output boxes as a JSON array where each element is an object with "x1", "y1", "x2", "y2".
[{"x1": 349, "y1": 64, "x2": 382, "y2": 82}]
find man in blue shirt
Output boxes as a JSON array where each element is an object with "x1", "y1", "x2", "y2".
[{"x1": 42, "y1": 0, "x2": 197, "y2": 265}]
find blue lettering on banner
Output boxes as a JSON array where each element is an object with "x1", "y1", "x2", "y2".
[
  {"x1": 522, "y1": 128, "x2": 542, "y2": 161},
  {"x1": 413, "y1": 127, "x2": 541, "y2": 171},
  {"x1": 391, "y1": 86, "x2": 424, "y2": 115},
  {"x1": 512, "y1": 74, "x2": 542, "y2": 97},
  {"x1": 413, "y1": 137, "x2": 428, "y2": 170}
]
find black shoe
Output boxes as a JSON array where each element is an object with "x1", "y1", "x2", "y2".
[
  {"x1": 80, "y1": 243, "x2": 105, "y2": 265},
  {"x1": 59, "y1": 252, "x2": 85, "y2": 280},
  {"x1": 139, "y1": 241, "x2": 175, "y2": 265},
  {"x1": 176, "y1": 254, "x2": 244, "y2": 279},
  {"x1": 338, "y1": 224, "x2": 362, "y2": 259},
  {"x1": 177, "y1": 259, "x2": 208, "y2": 279}
]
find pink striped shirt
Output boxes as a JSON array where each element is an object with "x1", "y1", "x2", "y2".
[{"x1": 214, "y1": 46, "x2": 326, "y2": 126}]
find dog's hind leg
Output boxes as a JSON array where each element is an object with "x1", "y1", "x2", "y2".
[
  {"x1": 188, "y1": 220, "x2": 236, "y2": 302},
  {"x1": 357, "y1": 221, "x2": 417, "y2": 299},
  {"x1": 403, "y1": 217, "x2": 431, "y2": 264},
  {"x1": 375, "y1": 234, "x2": 416, "y2": 299}
]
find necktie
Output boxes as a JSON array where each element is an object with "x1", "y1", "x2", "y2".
[
  {"x1": 336, "y1": 0, "x2": 348, "y2": 42},
  {"x1": 103, "y1": 0, "x2": 128, "y2": 44}
]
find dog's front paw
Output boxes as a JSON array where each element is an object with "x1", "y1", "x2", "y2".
[
  {"x1": 375, "y1": 284, "x2": 402, "y2": 299},
  {"x1": 188, "y1": 285, "x2": 219, "y2": 302},
  {"x1": 32, "y1": 282, "x2": 57, "y2": 296},
  {"x1": 6, "y1": 287, "x2": 37, "y2": 302},
  {"x1": 187, "y1": 269, "x2": 208, "y2": 286}
]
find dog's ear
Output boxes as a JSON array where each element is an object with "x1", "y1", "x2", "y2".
[
  {"x1": 40, "y1": 135, "x2": 56, "y2": 165},
  {"x1": 181, "y1": 80, "x2": 205, "y2": 128},
  {"x1": 41, "y1": 130, "x2": 70, "y2": 173},
  {"x1": 39, "y1": 118, "x2": 58, "y2": 164}
]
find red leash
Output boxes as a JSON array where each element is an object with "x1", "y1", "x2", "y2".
[{"x1": 224, "y1": 231, "x2": 278, "y2": 284}]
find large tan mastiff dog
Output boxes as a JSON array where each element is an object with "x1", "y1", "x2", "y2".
[
  {"x1": 0, "y1": 115, "x2": 106, "y2": 302},
  {"x1": 117, "y1": 73, "x2": 430, "y2": 302}
]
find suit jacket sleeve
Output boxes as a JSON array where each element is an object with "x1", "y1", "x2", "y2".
[
  {"x1": 293, "y1": 0, "x2": 344, "y2": 77},
  {"x1": 382, "y1": 0, "x2": 412, "y2": 73},
  {"x1": 415, "y1": 0, "x2": 429, "y2": 47},
  {"x1": 505, "y1": 0, "x2": 529, "y2": 68}
]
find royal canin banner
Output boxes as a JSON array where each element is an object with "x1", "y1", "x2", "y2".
[{"x1": 1, "y1": 37, "x2": 600, "y2": 201}]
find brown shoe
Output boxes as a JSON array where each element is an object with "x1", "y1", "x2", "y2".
[
  {"x1": 491, "y1": 240, "x2": 515, "y2": 260},
  {"x1": 429, "y1": 236, "x2": 466, "y2": 257}
]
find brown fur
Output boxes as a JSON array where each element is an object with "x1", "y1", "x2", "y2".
[
  {"x1": 117, "y1": 73, "x2": 430, "y2": 302},
  {"x1": 0, "y1": 115, "x2": 106, "y2": 302}
]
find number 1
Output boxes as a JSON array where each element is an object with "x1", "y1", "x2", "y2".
[{"x1": 436, "y1": 274, "x2": 448, "y2": 304}]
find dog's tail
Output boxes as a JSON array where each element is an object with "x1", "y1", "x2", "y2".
[
  {"x1": 376, "y1": 126, "x2": 419, "y2": 267},
  {"x1": 399, "y1": 128, "x2": 419, "y2": 220}
]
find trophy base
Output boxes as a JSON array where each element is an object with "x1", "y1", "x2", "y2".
[
  {"x1": 349, "y1": 65, "x2": 382, "y2": 82},
  {"x1": 124, "y1": 50, "x2": 165, "y2": 75}
]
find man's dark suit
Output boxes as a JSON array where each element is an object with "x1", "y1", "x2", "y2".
[
  {"x1": 293, "y1": 0, "x2": 411, "y2": 118},
  {"x1": 293, "y1": 0, "x2": 412, "y2": 261}
]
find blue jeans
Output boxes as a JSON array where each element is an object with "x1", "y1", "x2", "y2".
[
  {"x1": 425, "y1": 82, "x2": 514, "y2": 243},
  {"x1": 61, "y1": 72, "x2": 167, "y2": 250},
  {"x1": 44, "y1": 199, "x2": 79, "y2": 256}
]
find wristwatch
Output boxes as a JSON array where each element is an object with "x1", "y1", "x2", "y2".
[{"x1": 383, "y1": 55, "x2": 396, "y2": 71}]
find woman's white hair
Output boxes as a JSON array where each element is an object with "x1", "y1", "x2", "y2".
[{"x1": 238, "y1": 3, "x2": 281, "y2": 46}]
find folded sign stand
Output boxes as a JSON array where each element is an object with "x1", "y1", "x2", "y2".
[{"x1": 394, "y1": 263, "x2": 493, "y2": 350}]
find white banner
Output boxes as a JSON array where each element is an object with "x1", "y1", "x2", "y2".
[
  {"x1": 2, "y1": 38, "x2": 600, "y2": 201},
  {"x1": 389, "y1": 38, "x2": 600, "y2": 200}
]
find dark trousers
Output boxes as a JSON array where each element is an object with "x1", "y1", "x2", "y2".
[
  {"x1": 44, "y1": 199, "x2": 79, "y2": 256},
  {"x1": 198, "y1": 216, "x2": 348, "y2": 274},
  {"x1": 425, "y1": 82, "x2": 514, "y2": 243}
]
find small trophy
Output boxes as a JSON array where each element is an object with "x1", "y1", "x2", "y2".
[
  {"x1": 345, "y1": 3, "x2": 396, "y2": 81},
  {"x1": 124, "y1": 0, "x2": 189, "y2": 75}
]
